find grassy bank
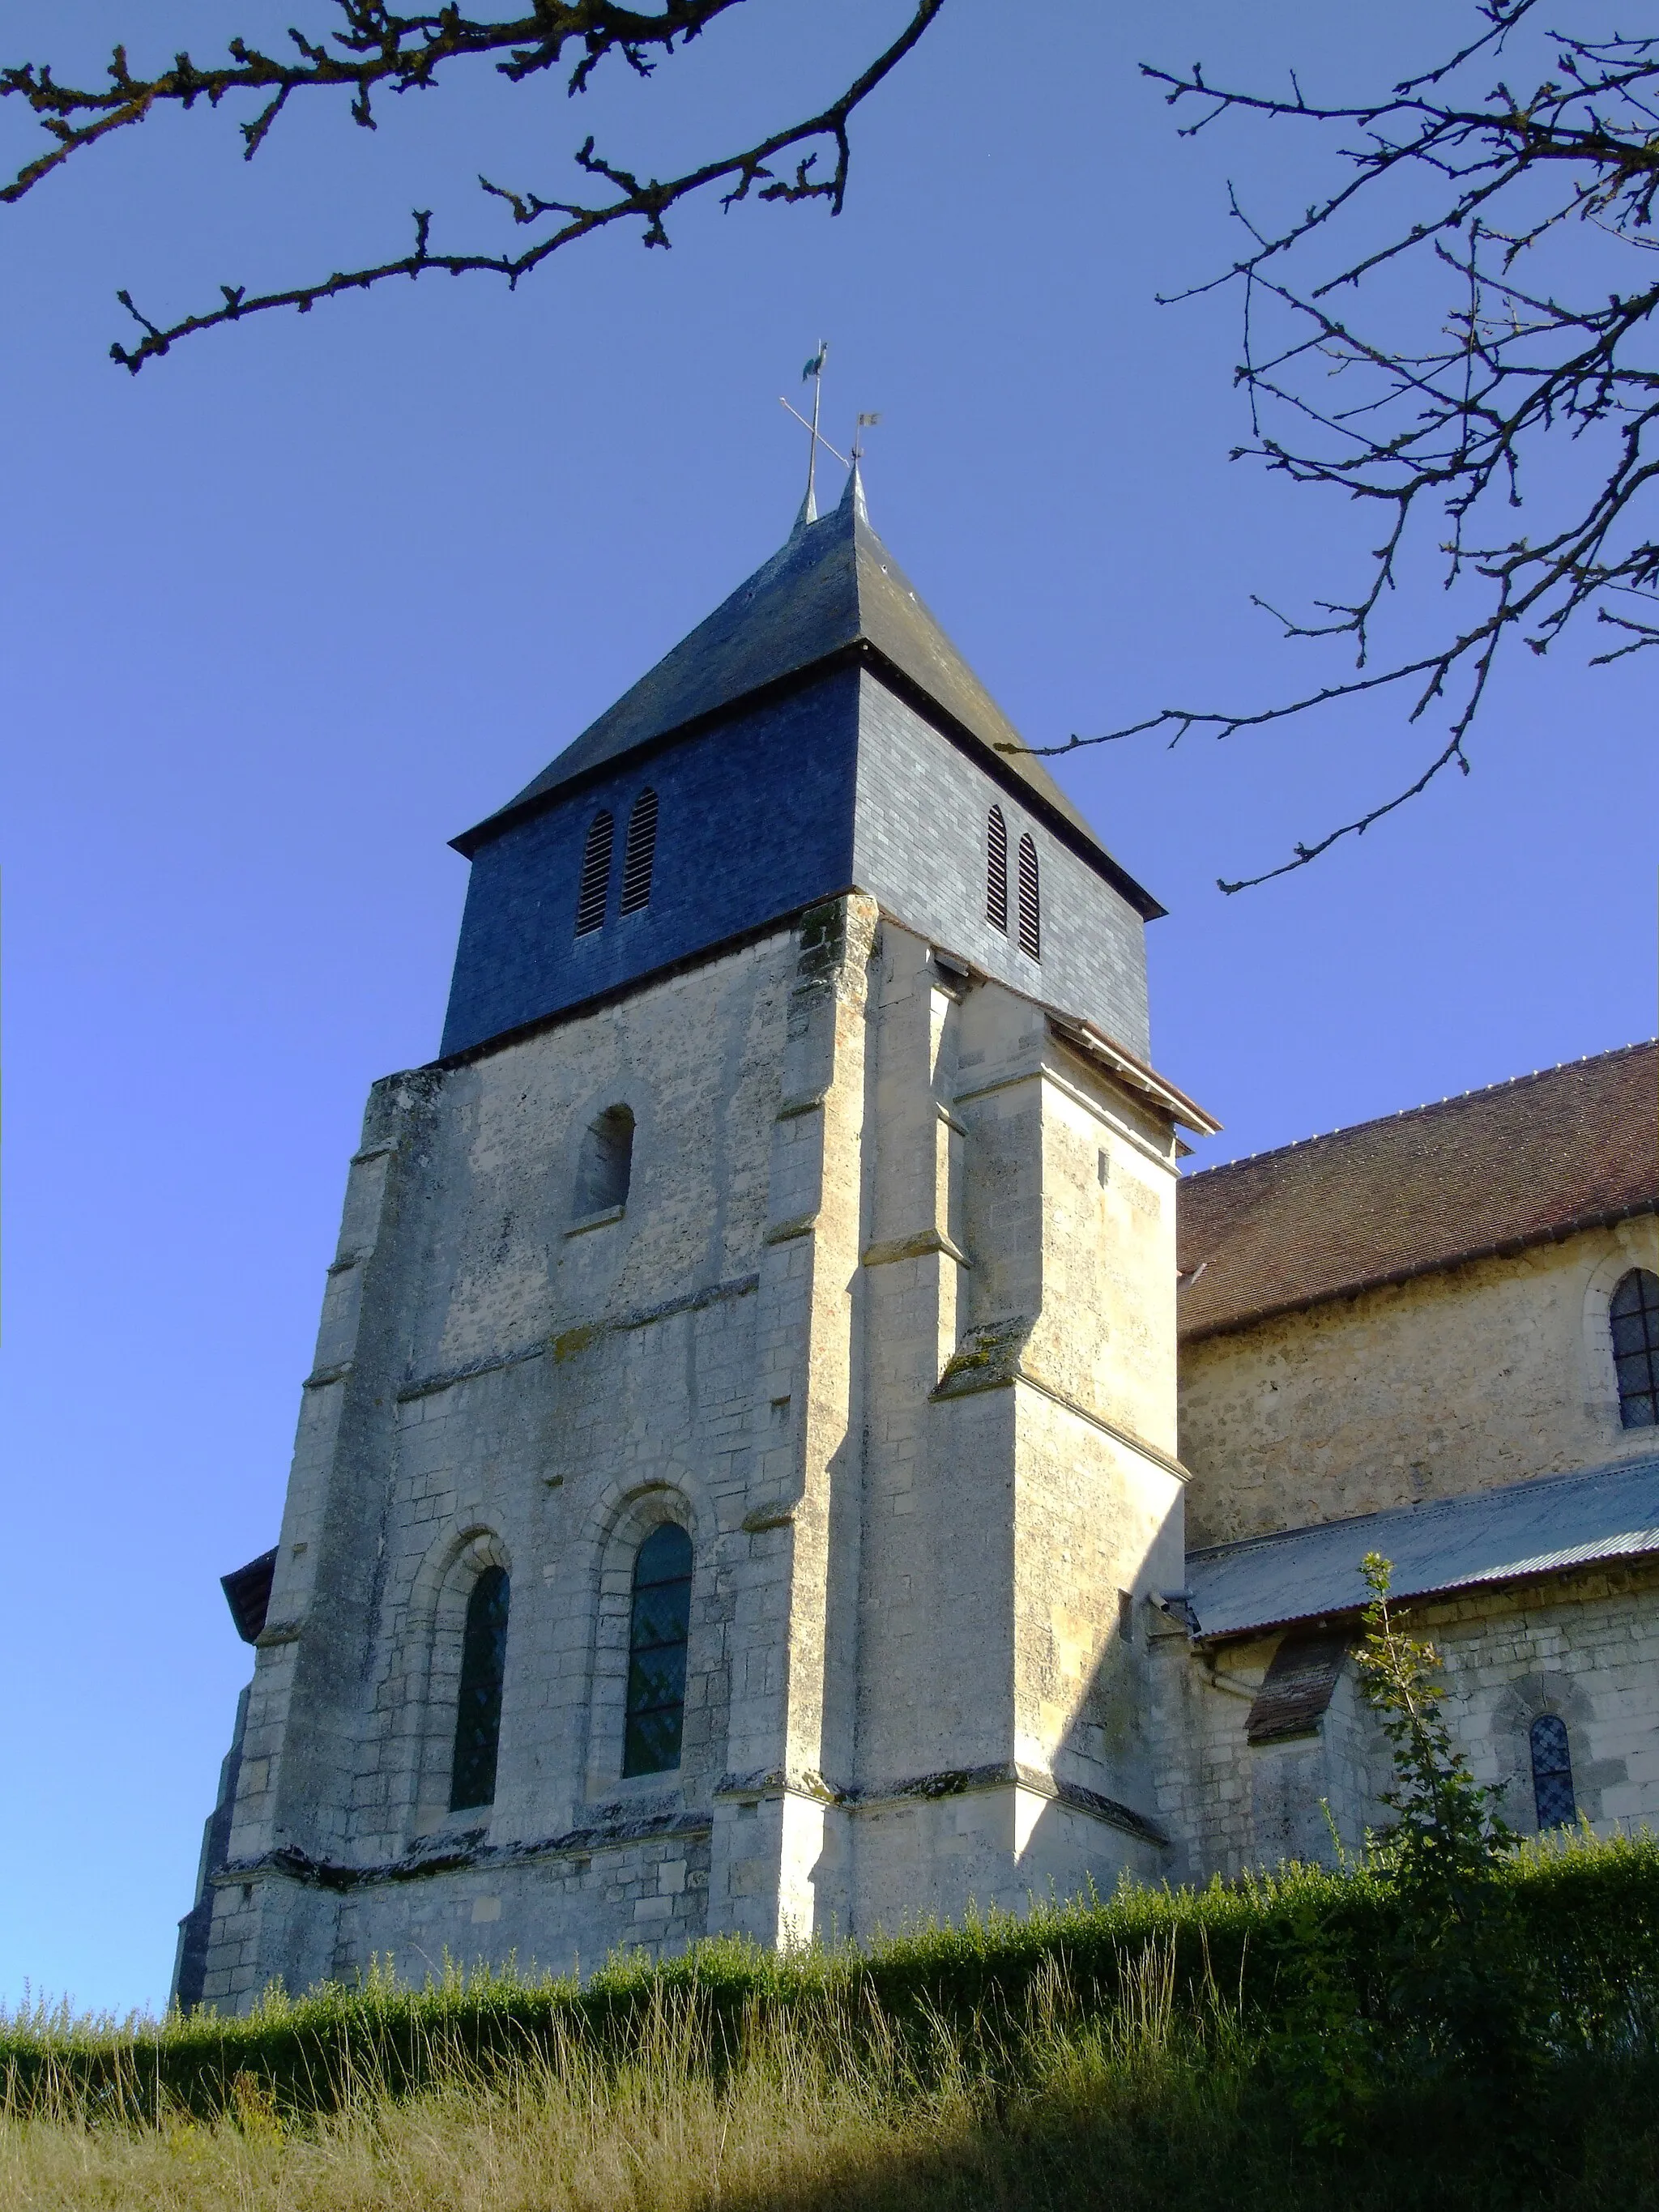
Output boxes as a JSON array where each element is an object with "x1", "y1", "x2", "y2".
[{"x1": 4, "y1": 1832, "x2": 1658, "y2": 2209}]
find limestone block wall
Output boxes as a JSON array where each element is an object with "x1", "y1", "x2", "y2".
[
  {"x1": 194, "y1": 896, "x2": 1189, "y2": 2008},
  {"x1": 710, "y1": 890, "x2": 878, "y2": 1953},
  {"x1": 1012, "y1": 1396, "x2": 1182, "y2": 1817},
  {"x1": 1179, "y1": 1217, "x2": 1659, "y2": 1548},
  {"x1": 201, "y1": 1826, "x2": 713, "y2": 2001},
  {"x1": 845, "y1": 936, "x2": 1185, "y2": 1932},
  {"x1": 1422, "y1": 1560, "x2": 1659, "y2": 1835},
  {"x1": 1028, "y1": 1040, "x2": 1179, "y2": 1457},
  {"x1": 1149, "y1": 1558, "x2": 1659, "y2": 1882},
  {"x1": 853, "y1": 930, "x2": 999, "y2": 1796},
  {"x1": 204, "y1": 922, "x2": 808, "y2": 2005},
  {"x1": 848, "y1": 1782, "x2": 1166, "y2": 1939},
  {"x1": 1148, "y1": 1623, "x2": 1379, "y2": 1884}
]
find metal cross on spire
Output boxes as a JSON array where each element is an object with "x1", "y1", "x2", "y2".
[
  {"x1": 778, "y1": 345, "x2": 881, "y2": 527},
  {"x1": 779, "y1": 341, "x2": 841, "y2": 528}
]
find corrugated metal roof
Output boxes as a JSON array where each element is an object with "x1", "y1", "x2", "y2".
[
  {"x1": 1182, "y1": 1453, "x2": 1659, "y2": 1642},
  {"x1": 452, "y1": 470, "x2": 1162, "y2": 916}
]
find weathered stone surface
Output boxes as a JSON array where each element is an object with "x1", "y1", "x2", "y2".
[
  {"x1": 1149, "y1": 1558, "x2": 1659, "y2": 1883},
  {"x1": 1179, "y1": 1217, "x2": 1659, "y2": 1547},
  {"x1": 195, "y1": 897, "x2": 1188, "y2": 2007},
  {"x1": 174, "y1": 491, "x2": 1657, "y2": 2011}
]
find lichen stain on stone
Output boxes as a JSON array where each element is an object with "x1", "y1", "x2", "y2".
[{"x1": 550, "y1": 1321, "x2": 603, "y2": 1365}]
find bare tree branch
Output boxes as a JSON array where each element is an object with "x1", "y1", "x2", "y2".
[
  {"x1": 1030, "y1": 0, "x2": 1659, "y2": 888},
  {"x1": 0, "y1": 2, "x2": 945, "y2": 370}
]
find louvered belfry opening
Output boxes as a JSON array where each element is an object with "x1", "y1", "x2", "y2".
[
  {"x1": 574, "y1": 810, "x2": 614, "y2": 936},
  {"x1": 620, "y1": 787, "x2": 659, "y2": 915},
  {"x1": 1016, "y1": 832, "x2": 1041, "y2": 960},
  {"x1": 986, "y1": 805, "x2": 1009, "y2": 931}
]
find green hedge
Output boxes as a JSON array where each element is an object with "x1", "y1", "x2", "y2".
[{"x1": 5, "y1": 1829, "x2": 1656, "y2": 2123}]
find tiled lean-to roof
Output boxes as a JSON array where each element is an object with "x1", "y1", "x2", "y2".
[
  {"x1": 1176, "y1": 1041, "x2": 1657, "y2": 1341},
  {"x1": 221, "y1": 1549, "x2": 277, "y2": 1645}
]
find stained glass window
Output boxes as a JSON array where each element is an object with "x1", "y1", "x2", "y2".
[
  {"x1": 449, "y1": 1565, "x2": 510, "y2": 1813},
  {"x1": 1611, "y1": 1268, "x2": 1659, "y2": 1428},
  {"x1": 623, "y1": 1522, "x2": 693, "y2": 1778},
  {"x1": 1529, "y1": 1714, "x2": 1576, "y2": 1831}
]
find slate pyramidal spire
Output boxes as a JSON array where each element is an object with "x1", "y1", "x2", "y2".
[{"x1": 453, "y1": 464, "x2": 1160, "y2": 918}]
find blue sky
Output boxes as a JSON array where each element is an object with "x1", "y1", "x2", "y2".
[{"x1": 2, "y1": 0, "x2": 1653, "y2": 2015}]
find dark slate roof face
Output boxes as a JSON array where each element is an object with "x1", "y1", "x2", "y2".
[
  {"x1": 1177, "y1": 1041, "x2": 1657, "y2": 1340},
  {"x1": 455, "y1": 473, "x2": 1154, "y2": 908},
  {"x1": 1183, "y1": 1453, "x2": 1659, "y2": 1641}
]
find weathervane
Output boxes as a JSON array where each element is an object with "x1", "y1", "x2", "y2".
[{"x1": 778, "y1": 345, "x2": 881, "y2": 525}]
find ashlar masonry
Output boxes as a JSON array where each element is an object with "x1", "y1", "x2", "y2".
[{"x1": 173, "y1": 463, "x2": 1659, "y2": 2010}]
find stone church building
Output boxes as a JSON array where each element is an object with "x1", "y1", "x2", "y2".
[{"x1": 173, "y1": 465, "x2": 1659, "y2": 2011}]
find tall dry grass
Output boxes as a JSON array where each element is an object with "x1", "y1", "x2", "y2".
[
  {"x1": 0, "y1": 1947, "x2": 1250, "y2": 2212},
  {"x1": 6, "y1": 1838, "x2": 1659, "y2": 2211}
]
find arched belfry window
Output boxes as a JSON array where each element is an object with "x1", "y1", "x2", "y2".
[
  {"x1": 620, "y1": 788, "x2": 659, "y2": 915},
  {"x1": 1529, "y1": 1714, "x2": 1576, "y2": 1830},
  {"x1": 986, "y1": 806, "x2": 1009, "y2": 933},
  {"x1": 1611, "y1": 1268, "x2": 1659, "y2": 1427},
  {"x1": 1016, "y1": 832, "x2": 1041, "y2": 961},
  {"x1": 449, "y1": 1566, "x2": 510, "y2": 1812},
  {"x1": 574, "y1": 810, "x2": 615, "y2": 936},
  {"x1": 575, "y1": 1103, "x2": 633, "y2": 1217},
  {"x1": 623, "y1": 1522, "x2": 693, "y2": 1777}
]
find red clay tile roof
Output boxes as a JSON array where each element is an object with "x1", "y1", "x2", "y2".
[{"x1": 1177, "y1": 1042, "x2": 1658, "y2": 1342}]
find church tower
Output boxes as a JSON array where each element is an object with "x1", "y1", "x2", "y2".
[{"x1": 181, "y1": 462, "x2": 1217, "y2": 2010}]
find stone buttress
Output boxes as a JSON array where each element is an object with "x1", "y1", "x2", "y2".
[{"x1": 178, "y1": 467, "x2": 1222, "y2": 2009}]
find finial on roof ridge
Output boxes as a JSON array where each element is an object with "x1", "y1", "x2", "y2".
[
  {"x1": 839, "y1": 451, "x2": 868, "y2": 523},
  {"x1": 792, "y1": 481, "x2": 818, "y2": 533}
]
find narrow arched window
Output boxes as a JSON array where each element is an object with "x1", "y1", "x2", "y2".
[
  {"x1": 1529, "y1": 1714, "x2": 1576, "y2": 1830},
  {"x1": 1611, "y1": 1268, "x2": 1659, "y2": 1428},
  {"x1": 620, "y1": 787, "x2": 659, "y2": 915},
  {"x1": 1017, "y1": 832, "x2": 1041, "y2": 961},
  {"x1": 450, "y1": 1566, "x2": 510, "y2": 1813},
  {"x1": 986, "y1": 806, "x2": 1009, "y2": 933},
  {"x1": 574, "y1": 810, "x2": 614, "y2": 936},
  {"x1": 575, "y1": 1102, "x2": 633, "y2": 1217},
  {"x1": 623, "y1": 1522, "x2": 693, "y2": 1777}
]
